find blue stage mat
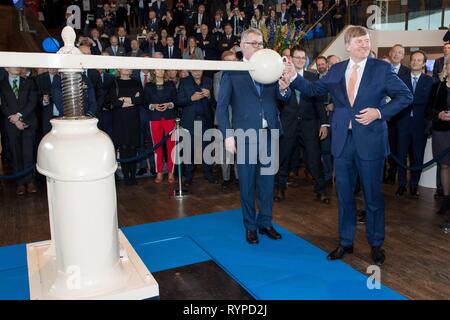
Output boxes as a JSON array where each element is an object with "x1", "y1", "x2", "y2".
[{"x1": 0, "y1": 209, "x2": 406, "y2": 300}]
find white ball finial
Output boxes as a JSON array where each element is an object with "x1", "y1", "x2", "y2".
[
  {"x1": 61, "y1": 26, "x2": 76, "y2": 47},
  {"x1": 249, "y1": 49, "x2": 286, "y2": 84},
  {"x1": 57, "y1": 26, "x2": 81, "y2": 55}
]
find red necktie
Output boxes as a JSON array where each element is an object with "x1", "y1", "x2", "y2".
[{"x1": 144, "y1": 74, "x2": 148, "y2": 86}]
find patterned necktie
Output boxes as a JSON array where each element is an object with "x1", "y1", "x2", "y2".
[
  {"x1": 347, "y1": 63, "x2": 360, "y2": 106},
  {"x1": 144, "y1": 73, "x2": 148, "y2": 86},
  {"x1": 169, "y1": 46, "x2": 172, "y2": 58},
  {"x1": 412, "y1": 76, "x2": 418, "y2": 94},
  {"x1": 12, "y1": 79, "x2": 19, "y2": 99},
  {"x1": 295, "y1": 89, "x2": 301, "y2": 104}
]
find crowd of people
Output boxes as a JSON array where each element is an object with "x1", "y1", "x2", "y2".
[{"x1": 0, "y1": 1, "x2": 449, "y2": 244}]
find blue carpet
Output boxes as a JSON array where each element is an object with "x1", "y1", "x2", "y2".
[{"x1": 0, "y1": 209, "x2": 406, "y2": 300}]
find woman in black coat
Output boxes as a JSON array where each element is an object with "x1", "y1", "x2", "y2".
[
  {"x1": 107, "y1": 69, "x2": 142, "y2": 186},
  {"x1": 428, "y1": 59, "x2": 450, "y2": 232}
]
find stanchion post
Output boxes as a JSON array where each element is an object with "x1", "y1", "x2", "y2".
[{"x1": 173, "y1": 118, "x2": 188, "y2": 199}]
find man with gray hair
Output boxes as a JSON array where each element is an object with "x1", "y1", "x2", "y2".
[{"x1": 217, "y1": 28, "x2": 291, "y2": 245}]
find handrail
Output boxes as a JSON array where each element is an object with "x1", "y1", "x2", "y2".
[{"x1": 298, "y1": 2, "x2": 337, "y2": 42}]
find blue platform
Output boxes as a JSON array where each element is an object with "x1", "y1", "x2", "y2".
[{"x1": 0, "y1": 209, "x2": 406, "y2": 300}]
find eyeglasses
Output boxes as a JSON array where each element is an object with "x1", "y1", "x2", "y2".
[
  {"x1": 292, "y1": 56, "x2": 307, "y2": 60},
  {"x1": 244, "y1": 41, "x2": 264, "y2": 48}
]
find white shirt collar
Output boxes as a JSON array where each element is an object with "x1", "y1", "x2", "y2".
[
  {"x1": 297, "y1": 69, "x2": 304, "y2": 77},
  {"x1": 348, "y1": 57, "x2": 367, "y2": 71},
  {"x1": 411, "y1": 72, "x2": 421, "y2": 80}
]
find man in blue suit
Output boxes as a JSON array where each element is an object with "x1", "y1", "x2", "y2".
[
  {"x1": 285, "y1": 26, "x2": 413, "y2": 265},
  {"x1": 395, "y1": 51, "x2": 434, "y2": 198},
  {"x1": 216, "y1": 28, "x2": 291, "y2": 245}
]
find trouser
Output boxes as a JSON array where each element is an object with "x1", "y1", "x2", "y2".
[
  {"x1": 334, "y1": 131, "x2": 385, "y2": 248},
  {"x1": 150, "y1": 119, "x2": 176, "y2": 173},
  {"x1": 120, "y1": 145, "x2": 137, "y2": 183},
  {"x1": 6, "y1": 122, "x2": 36, "y2": 185}
]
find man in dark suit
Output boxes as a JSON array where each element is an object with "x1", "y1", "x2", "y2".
[
  {"x1": 432, "y1": 43, "x2": 450, "y2": 83},
  {"x1": 147, "y1": 10, "x2": 160, "y2": 32},
  {"x1": 210, "y1": 12, "x2": 225, "y2": 42},
  {"x1": 217, "y1": 24, "x2": 239, "y2": 55},
  {"x1": 105, "y1": 36, "x2": 126, "y2": 56},
  {"x1": 217, "y1": 28, "x2": 291, "y2": 245},
  {"x1": 174, "y1": 26, "x2": 188, "y2": 53},
  {"x1": 227, "y1": 8, "x2": 246, "y2": 37},
  {"x1": 97, "y1": 69, "x2": 115, "y2": 138},
  {"x1": 162, "y1": 36, "x2": 182, "y2": 59},
  {"x1": 151, "y1": 0, "x2": 168, "y2": 19},
  {"x1": 177, "y1": 70, "x2": 217, "y2": 185},
  {"x1": 0, "y1": 68, "x2": 38, "y2": 195},
  {"x1": 117, "y1": 26, "x2": 132, "y2": 54},
  {"x1": 35, "y1": 68, "x2": 59, "y2": 137},
  {"x1": 196, "y1": 24, "x2": 217, "y2": 60},
  {"x1": 275, "y1": 46, "x2": 330, "y2": 203},
  {"x1": 385, "y1": 44, "x2": 410, "y2": 184},
  {"x1": 286, "y1": 26, "x2": 413, "y2": 265},
  {"x1": 396, "y1": 51, "x2": 434, "y2": 198},
  {"x1": 190, "y1": 4, "x2": 209, "y2": 36},
  {"x1": 277, "y1": 2, "x2": 291, "y2": 25},
  {"x1": 289, "y1": 0, "x2": 308, "y2": 28},
  {"x1": 88, "y1": 28, "x2": 110, "y2": 55}
]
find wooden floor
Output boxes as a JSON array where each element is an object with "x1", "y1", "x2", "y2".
[{"x1": 0, "y1": 163, "x2": 449, "y2": 300}]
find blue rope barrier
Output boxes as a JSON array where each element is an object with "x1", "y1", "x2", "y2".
[{"x1": 0, "y1": 131, "x2": 174, "y2": 180}]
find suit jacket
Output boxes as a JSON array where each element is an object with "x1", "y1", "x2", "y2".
[
  {"x1": 217, "y1": 34, "x2": 239, "y2": 54},
  {"x1": 196, "y1": 33, "x2": 217, "y2": 60},
  {"x1": 151, "y1": 0, "x2": 168, "y2": 19},
  {"x1": 177, "y1": 75, "x2": 215, "y2": 132},
  {"x1": 162, "y1": 45, "x2": 181, "y2": 59},
  {"x1": 127, "y1": 48, "x2": 145, "y2": 57},
  {"x1": 396, "y1": 73, "x2": 433, "y2": 134},
  {"x1": 35, "y1": 72, "x2": 55, "y2": 133},
  {"x1": 396, "y1": 64, "x2": 410, "y2": 78},
  {"x1": 281, "y1": 71, "x2": 327, "y2": 138},
  {"x1": 0, "y1": 77, "x2": 38, "y2": 128},
  {"x1": 98, "y1": 72, "x2": 116, "y2": 110},
  {"x1": 276, "y1": 11, "x2": 291, "y2": 25},
  {"x1": 90, "y1": 37, "x2": 110, "y2": 55},
  {"x1": 117, "y1": 36, "x2": 132, "y2": 53},
  {"x1": 87, "y1": 69, "x2": 105, "y2": 115},
  {"x1": 105, "y1": 46, "x2": 126, "y2": 56},
  {"x1": 174, "y1": 35, "x2": 188, "y2": 52},
  {"x1": 428, "y1": 79, "x2": 450, "y2": 132},
  {"x1": 433, "y1": 56, "x2": 445, "y2": 83},
  {"x1": 216, "y1": 71, "x2": 290, "y2": 140},
  {"x1": 291, "y1": 58, "x2": 413, "y2": 160}
]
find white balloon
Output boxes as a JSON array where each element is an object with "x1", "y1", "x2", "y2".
[{"x1": 249, "y1": 49, "x2": 285, "y2": 84}]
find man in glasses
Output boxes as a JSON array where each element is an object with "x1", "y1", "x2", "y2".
[{"x1": 216, "y1": 28, "x2": 291, "y2": 245}]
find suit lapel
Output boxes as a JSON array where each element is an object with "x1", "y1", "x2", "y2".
[
  {"x1": 338, "y1": 60, "x2": 350, "y2": 107},
  {"x1": 353, "y1": 58, "x2": 373, "y2": 107},
  {"x1": 245, "y1": 72, "x2": 260, "y2": 97}
]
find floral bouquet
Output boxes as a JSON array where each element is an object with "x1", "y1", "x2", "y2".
[{"x1": 260, "y1": 21, "x2": 308, "y2": 54}]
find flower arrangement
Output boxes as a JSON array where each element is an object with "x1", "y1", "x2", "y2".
[{"x1": 260, "y1": 21, "x2": 308, "y2": 54}]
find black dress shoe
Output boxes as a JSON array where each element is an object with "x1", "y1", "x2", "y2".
[
  {"x1": 184, "y1": 179, "x2": 193, "y2": 187},
  {"x1": 136, "y1": 168, "x2": 147, "y2": 176},
  {"x1": 205, "y1": 176, "x2": 219, "y2": 184},
  {"x1": 221, "y1": 180, "x2": 232, "y2": 191},
  {"x1": 258, "y1": 226, "x2": 282, "y2": 240},
  {"x1": 440, "y1": 222, "x2": 450, "y2": 234},
  {"x1": 327, "y1": 245, "x2": 353, "y2": 260},
  {"x1": 395, "y1": 186, "x2": 407, "y2": 196},
  {"x1": 371, "y1": 246, "x2": 386, "y2": 266},
  {"x1": 246, "y1": 230, "x2": 259, "y2": 244},
  {"x1": 273, "y1": 189, "x2": 285, "y2": 202},
  {"x1": 409, "y1": 187, "x2": 420, "y2": 198},
  {"x1": 316, "y1": 192, "x2": 330, "y2": 204},
  {"x1": 357, "y1": 209, "x2": 366, "y2": 224}
]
